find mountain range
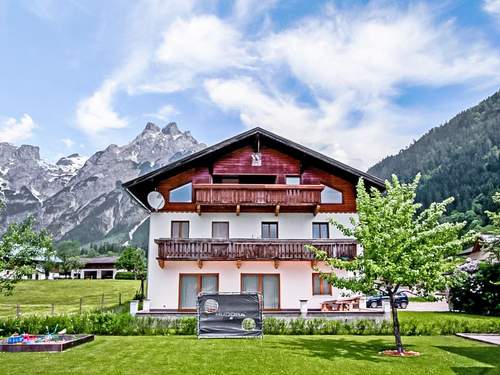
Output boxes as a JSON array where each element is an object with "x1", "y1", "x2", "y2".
[
  {"x1": 369, "y1": 90, "x2": 500, "y2": 229},
  {"x1": 1, "y1": 90, "x2": 499, "y2": 247},
  {"x1": 0, "y1": 123, "x2": 205, "y2": 247}
]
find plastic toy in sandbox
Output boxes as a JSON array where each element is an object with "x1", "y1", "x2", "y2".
[{"x1": 0, "y1": 325, "x2": 94, "y2": 352}]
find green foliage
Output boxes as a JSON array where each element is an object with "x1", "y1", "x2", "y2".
[
  {"x1": 311, "y1": 174, "x2": 471, "y2": 296},
  {"x1": 55, "y1": 240, "x2": 84, "y2": 275},
  {"x1": 1, "y1": 312, "x2": 499, "y2": 336},
  {"x1": 368, "y1": 90, "x2": 500, "y2": 230},
  {"x1": 309, "y1": 174, "x2": 473, "y2": 352},
  {"x1": 0, "y1": 216, "x2": 53, "y2": 295},
  {"x1": 484, "y1": 191, "x2": 500, "y2": 261},
  {"x1": 117, "y1": 247, "x2": 146, "y2": 279},
  {"x1": 82, "y1": 242, "x2": 123, "y2": 257},
  {"x1": 115, "y1": 271, "x2": 136, "y2": 280},
  {"x1": 117, "y1": 247, "x2": 147, "y2": 299},
  {"x1": 450, "y1": 262, "x2": 500, "y2": 316}
]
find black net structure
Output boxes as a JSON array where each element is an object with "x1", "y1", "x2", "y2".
[{"x1": 197, "y1": 292, "x2": 263, "y2": 338}]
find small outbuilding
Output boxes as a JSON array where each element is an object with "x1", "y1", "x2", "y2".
[{"x1": 73, "y1": 256, "x2": 119, "y2": 279}]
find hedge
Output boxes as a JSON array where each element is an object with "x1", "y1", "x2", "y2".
[
  {"x1": 114, "y1": 272, "x2": 136, "y2": 280},
  {"x1": 1, "y1": 313, "x2": 500, "y2": 336}
]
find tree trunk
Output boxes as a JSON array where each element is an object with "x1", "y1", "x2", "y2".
[
  {"x1": 140, "y1": 278, "x2": 145, "y2": 299},
  {"x1": 389, "y1": 292, "x2": 404, "y2": 354}
]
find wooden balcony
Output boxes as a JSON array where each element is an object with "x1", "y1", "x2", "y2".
[
  {"x1": 193, "y1": 184, "x2": 324, "y2": 213},
  {"x1": 155, "y1": 238, "x2": 357, "y2": 265}
]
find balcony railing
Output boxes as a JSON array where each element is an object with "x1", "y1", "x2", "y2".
[
  {"x1": 193, "y1": 184, "x2": 324, "y2": 206},
  {"x1": 155, "y1": 238, "x2": 357, "y2": 261}
]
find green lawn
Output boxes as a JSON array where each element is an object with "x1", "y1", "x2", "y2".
[
  {"x1": 0, "y1": 280, "x2": 140, "y2": 317},
  {"x1": 0, "y1": 335, "x2": 498, "y2": 374},
  {"x1": 400, "y1": 311, "x2": 500, "y2": 322}
]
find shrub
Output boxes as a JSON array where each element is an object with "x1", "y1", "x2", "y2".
[
  {"x1": 449, "y1": 261, "x2": 500, "y2": 316},
  {"x1": 115, "y1": 272, "x2": 135, "y2": 280},
  {"x1": 1, "y1": 313, "x2": 499, "y2": 336}
]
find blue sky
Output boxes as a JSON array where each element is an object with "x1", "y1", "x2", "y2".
[{"x1": 1, "y1": 0, "x2": 500, "y2": 169}]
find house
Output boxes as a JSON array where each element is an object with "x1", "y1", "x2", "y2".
[
  {"x1": 72, "y1": 256, "x2": 119, "y2": 279},
  {"x1": 123, "y1": 127, "x2": 384, "y2": 316},
  {"x1": 460, "y1": 234, "x2": 498, "y2": 262}
]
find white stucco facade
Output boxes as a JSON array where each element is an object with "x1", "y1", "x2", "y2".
[{"x1": 147, "y1": 211, "x2": 357, "y2": 310}]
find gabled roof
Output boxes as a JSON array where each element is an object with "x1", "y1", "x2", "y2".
[{"x1": 123, "y1": 127, "x2": 385, "y2": 211}]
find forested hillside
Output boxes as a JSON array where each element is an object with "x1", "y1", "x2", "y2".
[{"x1": 369, "y1": 90, "x2": 500, "y2": 229}]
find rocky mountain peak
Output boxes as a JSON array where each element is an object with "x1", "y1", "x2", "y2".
[
  {"x1": 16, "y1": 144, "x2": 40, "y2": 160},
  {"x1": 144, "y1": 122, "x2": 161, "y2": 132},
  {"x1": 0, "y1": 123, "x2": 206, "y2": 247},
  {"x1": 162, "y1": 122, "x2": 181, "y2": 136}
]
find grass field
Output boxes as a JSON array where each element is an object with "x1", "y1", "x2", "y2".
[
  {"x1": 0, "y1": 335, "x2": 498, "y2": 374},
  {"x1": 0, "y1": 280, "x2": 140, "y2": 317},
  {"x1": 399, "y1": 311, "x2": 500, "y2": 323}
]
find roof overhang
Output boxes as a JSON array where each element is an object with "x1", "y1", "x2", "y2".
[{"x1": 123, "y1": 127, "x2": 385, "y2": 211}]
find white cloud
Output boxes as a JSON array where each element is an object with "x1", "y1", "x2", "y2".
[
  {"x1": 204, "y1": 3, "x2": 500, "y2": 168},
  {"x1": 75, "y1": 1, "x2": 500, "y2": 168},
  {"x1": 0, "y1": 114, "x2": 37, "y2": 143},
  {"x1": 204, "y1": 77, "x2": 410, "y2": 168},
  {"x1": 76, "y1": 80, "x2": 128, "y2": 135},
  {"x1": 484, "y1": 0, "x2": 500, "y2": 21},
  {"x1": 75, "y1": 0, "x2": 196, "y2": 136},
  {"x1": 61, "y1": 138, "x2": 75, "y2": 148},
  {"x1": 145, "y1": 104, "x2": 179, "y2": 121}
]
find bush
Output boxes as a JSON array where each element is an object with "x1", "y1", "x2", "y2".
[
  {"x1": 2, "y1": 313, "x2": 499, "y2": 337},
  {"x1": 115, "y1": 272, "x2": 135, "y2": 280},
  {"x1": 449, "y1": 261, "x2": 500, "y2": 316}
]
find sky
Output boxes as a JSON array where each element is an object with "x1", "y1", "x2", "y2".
[{"x1": 1, "y1": 0, "x2": 500, "y2": 170}]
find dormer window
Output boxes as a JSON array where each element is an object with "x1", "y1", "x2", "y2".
[
  {"x1": 169, "y1": 182, "x2": 192, "y2": 202},
  {"x1": 321, "y1": 186, "x2": 342, "y2": 204}
]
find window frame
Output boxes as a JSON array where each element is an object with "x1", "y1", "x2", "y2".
[
  {"x1": 178, "y1": 273, "x2": 219, "y2": 310},
  {"x1": 171, "y1": 221, "x2": 190, "y2": 239},
  {"x1": 312, "y1": 222, "x2": 330, "y2": 239},
  {"x1": 240, "y1": 273, "x2": 281, "y2": 310},
  {"x1": 312, "y1": 273, "x2": 332, "y2": 296},
  {"x1": 285, "y1": 175, "x2": 301, "y2": 185},
  {"x1": 320, "y1": 185, "x2": 344, "y2": 204},
  {"x1": 168, "y1": 182, "x2": 193, "y2": 203},
  {"x1": 261, "y1": 222, "x2": 279, "y2": 239},
  {"x1": 211, "y1": 221, "x2": 230, "y2": 239}
]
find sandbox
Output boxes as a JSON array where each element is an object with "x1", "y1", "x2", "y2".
[{"x1": 0, "y1": 334, "x2": 94, "y2": 352}]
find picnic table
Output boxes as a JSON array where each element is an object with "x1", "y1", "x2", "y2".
[{"x1": 321, "y1": 297, "x2": 360, "y2": 311}]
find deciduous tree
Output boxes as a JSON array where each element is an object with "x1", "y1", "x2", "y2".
[
  {"x1": 0, "y1": 216, "x2": 53, "y2": 294},
  {"x1": 309, "y1": 174, "x2": 472, "y2": 354},
  {"x1": 117, "y1": 246, "x2": 147, "y2": 299}
]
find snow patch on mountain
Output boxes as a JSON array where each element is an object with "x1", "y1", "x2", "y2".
[{"x1": 0, "y1": 123, "x2": 205, "y2": 247}]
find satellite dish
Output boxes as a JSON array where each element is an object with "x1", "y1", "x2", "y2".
[{"x1": 147, "y1": 191, "x2": 165, "y2": 210}]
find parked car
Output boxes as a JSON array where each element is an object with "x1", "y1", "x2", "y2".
[{"x1": 366, "y1": 292, "x2": 408, "y2": 309}]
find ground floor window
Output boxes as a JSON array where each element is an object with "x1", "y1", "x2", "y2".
[
  {"x1": 179, "y1": 274, "x2": 219, "y2": 309},
  {"x1": 241, "y1": 274, "x2": 280, "y2": 309},
  {"x1": 312, "y1": 273, "x2": 332, "y2": 295}
]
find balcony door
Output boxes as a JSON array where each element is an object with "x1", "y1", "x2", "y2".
[{"x1": 241, "y1": 274, "x2": 280, "y2": 310}]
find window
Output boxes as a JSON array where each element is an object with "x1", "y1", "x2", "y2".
[
  {"x1": 212, "y1": 222, "x2": 229, "y2": 239},
  {"x1": 321, "y1": 186, "x2": 343, "y2": 204},
  {"x1": 241, "y1": 274, "x2": 280, "y2": 309},
  {"x1": 312, "y1": 273, "x2": 331, "y2": 295},
  {"x1": 312, "y1": 223, "x2": 329, "y2": 239},
  {"x1": 169, "y1": 182, "x2": 192, "y2": 202},
  {"x1": 171, "y1": 221, "x2": 189, "y2": 239},
  {"x1": 285, "y1": 176, "x2": 301, "y2": 185},
  {"x1": 261, "y1": 222, "x2": 278, "y2": 239},
  {"x1": 179, "y1": 274, "x2": 219, "y2": 309}
]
